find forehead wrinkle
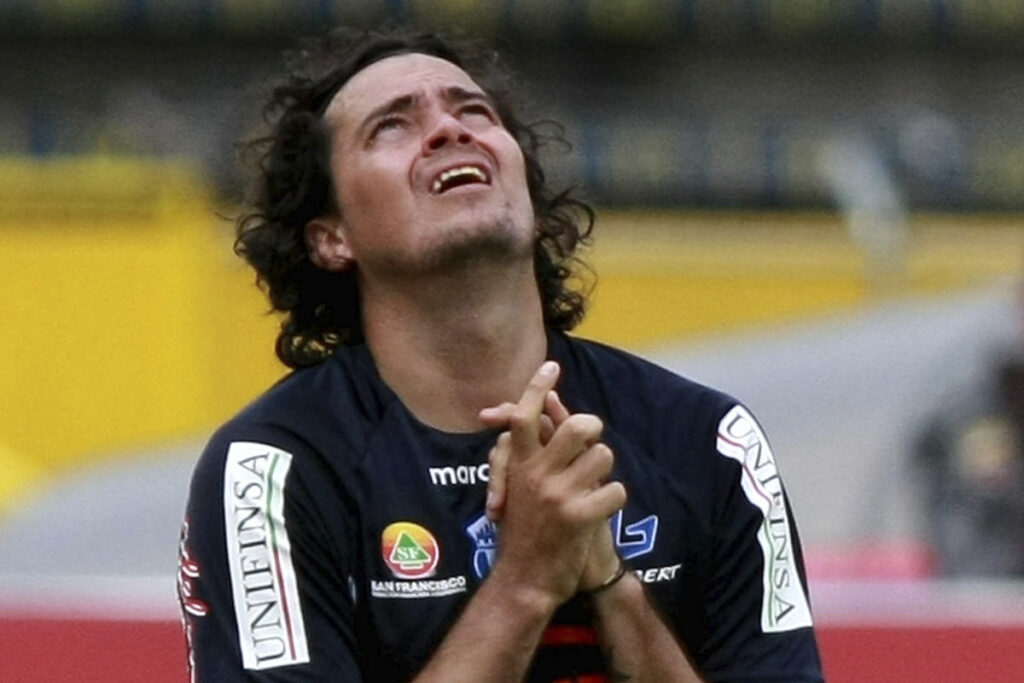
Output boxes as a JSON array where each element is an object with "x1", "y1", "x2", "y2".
[
  {"x1": 442, "y1": 85, "x2": 491, "y2": 105},
  {"x1": 323, "y1": 84, "x2": 421, "y2": 141},
  {"x1": 357, "y1": 92, "x2": 419, "y2": 135},
  {"x1": 321, "y1": 54, "x2": 485, "y2": 134}
]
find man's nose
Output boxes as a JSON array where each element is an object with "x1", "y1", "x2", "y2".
[{"x1": 423, "y1": 113, "x2": 473, "y2": 153}]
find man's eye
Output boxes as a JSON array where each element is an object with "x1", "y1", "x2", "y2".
[
  {"x1": 461, "y1": 104, "x2": 494, "y2": 121},
  {"x1": 372, "y1": 117, "x2": 406, "y2": 138}
]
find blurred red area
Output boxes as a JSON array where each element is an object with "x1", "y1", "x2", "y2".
[
  {"x1": 0, "y1": 618, "x2": 184, "y2": 683},
  {"x1": 819, "y1": 626, "x2": 1024, "y2": 682},
  {"x1": 1, "y1": 616, "x2": 1023, "y2": 682}
]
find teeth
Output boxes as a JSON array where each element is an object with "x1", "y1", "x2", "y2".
[{"x1": 431, "y1": 165, "x2": 490, "y2": 194}]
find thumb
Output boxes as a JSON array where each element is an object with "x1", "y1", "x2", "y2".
[{"x1": 478, "y1": 402, "x2": 517, "y2": 429}]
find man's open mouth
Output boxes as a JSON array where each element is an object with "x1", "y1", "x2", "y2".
[{"x1": 430, "y1": 165, "x2": 491, "y2": 194}]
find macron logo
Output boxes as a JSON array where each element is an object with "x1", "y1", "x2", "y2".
[{"x1": 428, "y1": 464, "x2": 489, "y2": 486}]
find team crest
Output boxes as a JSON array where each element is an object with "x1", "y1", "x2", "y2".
[
  {"x1": 381, "y1": 522, "x2": 440, "y2": 579},
  {"x1": 465, "y1": 513, "x2": 498, "y2": 578}
]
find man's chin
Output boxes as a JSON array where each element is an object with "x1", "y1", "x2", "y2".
[{"x1": 409, "y1": 219, "x2": 532, "y2": 275}]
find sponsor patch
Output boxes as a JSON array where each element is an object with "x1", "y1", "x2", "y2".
[
  {"x1": 370, "y1": 575, "x2": 468, "y2": 599},
  {"x1": 611, "y1": 509, "x2": 659, "y2": 560},
  {"x1": 716, "y1": 406, "x2": 814, "y2": 633},
  {"x1": 382, "y1": 522, "x2": 440, "y2": 579},
  {"x1": 223, "y1": 442, "x2": 309, "y2": 670},
  {"x1": 465, "y1": 513, "x2": 498, "y2": 579},
  {"x1": 634, "y1": 563, "x2": 682, "y2": 584},
  {"x1": 464, "y1": 509, "x2": 657, "y2": 580}
]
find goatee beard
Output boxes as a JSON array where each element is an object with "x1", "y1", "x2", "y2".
[{"x1": 406, "y1": 216, "x2": 532, "y2": 275}]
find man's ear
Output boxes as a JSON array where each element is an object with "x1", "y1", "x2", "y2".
[{"x1": 305, "y1": 216, "x2": 354, "y2": 271}]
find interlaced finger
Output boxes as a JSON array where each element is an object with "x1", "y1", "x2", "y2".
[
  {"x1": 486, "y1": 432, "x2": 511, "y2": 521},
  {"x1": 544, "y1": 413, "x2": 604, "y2": 470}
]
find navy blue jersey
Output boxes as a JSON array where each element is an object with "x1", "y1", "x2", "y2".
[{"x1": 178, "y1": 332, "x2": 823, "y2": 681}]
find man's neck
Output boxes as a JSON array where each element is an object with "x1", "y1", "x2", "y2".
[{"x1": 360, "y1": 261, "x2": 548, "y2": 433}]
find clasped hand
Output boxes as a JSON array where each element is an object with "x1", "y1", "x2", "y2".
[{"x1": 478, "y1": 361, "x2": 625, "y2": 605}]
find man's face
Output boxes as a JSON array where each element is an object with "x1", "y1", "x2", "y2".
[{"x1": 320, "y1": 52, "x2": 534, "y2": 277}]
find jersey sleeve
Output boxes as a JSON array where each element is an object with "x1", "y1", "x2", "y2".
[
  {"x1": 698, "y1": 404, "x2": 824, "y2": 682},
  {"x1": 178, "y1": 427, "x2": 363, "y2": 682}
]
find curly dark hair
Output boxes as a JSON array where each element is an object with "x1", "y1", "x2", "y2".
[{"x1": 236, "y1": 27, "x2": 595, "y2": 368}]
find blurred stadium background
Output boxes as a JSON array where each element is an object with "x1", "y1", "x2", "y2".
[{"x1": 3, "y1": 1, "x2": 1024, "y2": 680}]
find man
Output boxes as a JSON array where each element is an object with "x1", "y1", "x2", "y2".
[{"x1": 178, "y1": 27, "x2": 824, "y2": 681}]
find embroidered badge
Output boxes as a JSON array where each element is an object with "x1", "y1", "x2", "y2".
[
  {"x1": 381, "y1": 522, "x2": 441, "y2": 579},
  {"x1": 465, "y1": 513, "x2": 498, "y2": 579}
]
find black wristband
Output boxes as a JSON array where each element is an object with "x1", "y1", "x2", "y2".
[{"x1": 586, "y1": 561, "x2": 628, "y2": 595}]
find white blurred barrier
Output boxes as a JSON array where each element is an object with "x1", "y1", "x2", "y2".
[{"x1": 650, "y1": 279, "x2": 1020, "y2": 547}]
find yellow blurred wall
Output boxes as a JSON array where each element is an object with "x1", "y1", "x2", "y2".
[
  {"x1": 1, "y1": 158, "x2": 1022, "y2": 508},
  {"x1": 578, "y1": 211, "x2": 1024, "y2": 344},
  {"x1": 0, "y1": 159, "x2": 284, "y2": 509}
]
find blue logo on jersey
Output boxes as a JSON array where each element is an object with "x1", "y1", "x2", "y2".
[
  {"x1": 465, "y1": 510, "x2": 657, "y2": 578},
  {"x1": 465, "y1": 514, "x2": 498, "y2": 579},
  {"x1": 611, "y1": 510, "x2": 659, "y2": 560}
]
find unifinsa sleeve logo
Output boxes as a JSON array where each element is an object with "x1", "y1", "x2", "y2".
[
  {"x1": 223, "y1": 442, "x2": 309, "y2": 670},
  {"x1": 715, "y1": 406, "x2": 814, "y2": 634}
]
